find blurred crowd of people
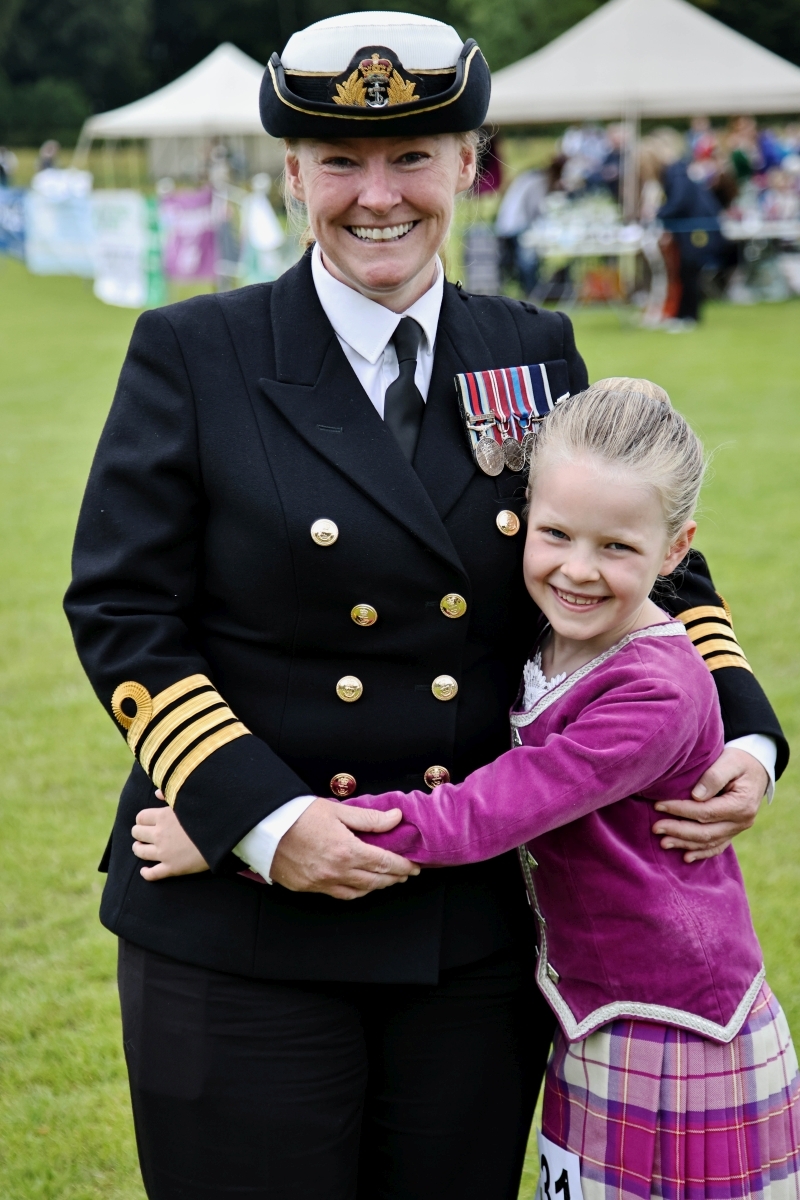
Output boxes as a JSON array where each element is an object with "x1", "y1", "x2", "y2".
[{"x1": 493, "y1": 118, "x2": 800, "y2": 326}]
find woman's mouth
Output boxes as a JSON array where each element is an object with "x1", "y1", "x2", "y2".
[
  {"x1": 348, "y1": 221, "x2": 418, "y2": 242},
  {"x1": 551, "y1": 586, "x2": 610, "y2": 611}
]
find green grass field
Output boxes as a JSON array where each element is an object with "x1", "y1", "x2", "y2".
[{"x1": 1, "y1": 255, "x2": 799, "y2": 1199}]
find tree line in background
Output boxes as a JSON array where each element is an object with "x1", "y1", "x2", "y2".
[{"x1": 1, "y1": 0, "x2": 799, "y2": 146}]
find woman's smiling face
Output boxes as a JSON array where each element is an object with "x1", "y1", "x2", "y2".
[
  {"x1": 523, "y1": 453, "x2": 695, "y2": 649},
  {"x1": 284, "y1": 135, "x2": 476, "y2": 309}
]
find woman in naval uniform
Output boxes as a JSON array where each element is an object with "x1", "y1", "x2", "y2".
[{"x1": 65, "y1": 12, "x2": 786, "y2": 1200}]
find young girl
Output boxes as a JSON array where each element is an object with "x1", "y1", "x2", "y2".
[{"x1": 344, "y1": 378, "x2": 800, "y2": 1200}]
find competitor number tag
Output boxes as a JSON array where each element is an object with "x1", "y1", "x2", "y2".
[{"x1": 535, "y1": 1129, "x2": 584, "y2": 1200}]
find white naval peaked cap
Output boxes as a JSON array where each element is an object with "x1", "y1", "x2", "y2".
[{"x1": 281, "y1": 11, "x2": 465, "y2": 74}]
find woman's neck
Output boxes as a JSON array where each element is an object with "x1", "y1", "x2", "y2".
[{"x1": 541, "y1": 596, "x2": 670, "y2": 680}]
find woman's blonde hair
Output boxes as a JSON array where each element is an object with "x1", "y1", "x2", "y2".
[
  {"x1": 527, "y1": 377, "x2": 706, "y2": 540},
  {"x1": 281, "y1": 130, "x2": 483, "y2": 249}
]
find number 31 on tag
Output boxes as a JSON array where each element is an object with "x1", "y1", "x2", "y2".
[{"x1": 535, "y1": 1129, "x2": 584, "y2": 1200}]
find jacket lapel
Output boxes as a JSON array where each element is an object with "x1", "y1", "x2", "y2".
[
  {"x1": 412, "y1": 284, "x2": 496, "y2": 519},
  {"x1": 258, "y1": 258, "x2": 466, "y2": 576}
]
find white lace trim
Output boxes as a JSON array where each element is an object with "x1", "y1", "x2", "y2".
[
  {"x1": 516, "y1": 851, "x2": 765, "y2": 1045},
  {"x1": 511, "y1": 621, "x2": 687, "y2": 728},
  {"x1": 522, "y1": 650, "x2": 567, "y2": 713}
]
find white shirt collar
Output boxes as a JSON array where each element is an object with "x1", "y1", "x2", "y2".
[{"x1": 311, "y1": 242, "x2": 443, "y2": 364}]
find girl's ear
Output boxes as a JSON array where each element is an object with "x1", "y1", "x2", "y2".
[{"x1": 659, "y1": 520, "x2": 697, "y2": 576}]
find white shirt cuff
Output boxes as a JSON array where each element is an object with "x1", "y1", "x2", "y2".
[
  {"x1": 233, "y1": 794, "x2": 317, "y2": 882},
  {"x1": 724, "y1": 734, "x2": 777, "y2": 802}
]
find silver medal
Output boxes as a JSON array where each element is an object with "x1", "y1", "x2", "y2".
[
  {"x1": 475, "y1": 433, "x2": 505, "y2": 476},
  {"x1": 521, "y1": 429, "x2": 537, "y2": 466},
  {"x1": 502, "y1": 437, "x2": 525, "y2": 474}
]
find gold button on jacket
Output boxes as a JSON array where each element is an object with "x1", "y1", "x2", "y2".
[
  {"x1": 431, "y1": 675, "x2": 458, "y2": 702},
  {"x1": 336, "y1": 675, "x2": 363, "y2": 702},
  {"x1": 496, "y1": 510, "x2": 520, "y2": 537},
  {"x1": 351, "y1": 603, "x2": 378, "y2": 627},
  {"x1": 439, "y1": 593, "x2": 467, "y2": 619},
  {"x1": 310, "y1": 518, "x2": 339, "y2": 546},
  {"x1": 424, "y1": 765, "x2": 450, "y2": 789},
  {"x1": 330, "y1": 772, "x2": 357, "y2": 798}
]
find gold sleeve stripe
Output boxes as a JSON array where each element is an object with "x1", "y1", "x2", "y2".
[
  {"x1": 151, "y1": 674, "x2": 213, "y2": 718},
  {"x1": 152, "y1": 707, "x2": 238, "y2": 791},
  {"x1": 706, "y1": 652, "x2": 754, "y2": 674},
  {"x1": 163, "y1": 723, "x2": 250, "y2": 807},
  {"x1": 695, "y1": 638, "x2": 747, "y2": 660},
  {"x1": 686, "y1": 621, "x2": 739, "y2": 644},
  {"x1": 139, "y1": 692, "x2": 223, "y2": 772},
  {"x1": 112, "y1": 674, "x2": 213, "y2": 752},
  {"x1": 678, "y1": 605, "x2": 728, "y2": 626}
]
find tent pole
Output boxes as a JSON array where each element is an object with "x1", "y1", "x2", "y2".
[
  {"x1": 72, "y1": 129, "x2": 92, "y2": 170},
  {"x1": 621, "y1": 106, "x2": 640, "y2": 222}
]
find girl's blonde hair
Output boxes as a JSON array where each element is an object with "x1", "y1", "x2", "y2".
[{"x1": 527, "y1": 377, "x2": 706, "y2": 540}]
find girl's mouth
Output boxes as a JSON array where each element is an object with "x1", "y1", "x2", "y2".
[
  {"x1": 347, "y1": 221, "x2": 418, "y2": 242},
  {"x1": 551, "y1": 586, "x2": 611, "y2": 611}
]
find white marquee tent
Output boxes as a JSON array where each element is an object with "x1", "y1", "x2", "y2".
[
  {"x1": 75, "y1": 43, "x2": 285, "y2": 180},
  {"x1": 487, "y1": 0, "x2": 800, "y2": 125}
]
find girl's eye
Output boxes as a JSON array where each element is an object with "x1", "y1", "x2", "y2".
[
  {"x1": 542, "y1": 527, "x2": 568, "y2": 541},
  {"x1": 608, "y1": 542, "x2": 635, "y2": 552}
]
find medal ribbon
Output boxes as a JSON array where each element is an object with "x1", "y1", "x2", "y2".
[{"x1": 455, "y1": 361, "x2": 571, "y2": 459}]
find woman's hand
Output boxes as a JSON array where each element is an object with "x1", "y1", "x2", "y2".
[
  {"x1": 651, "y1": 747, "x2": 768, "y2": 863},
  {"x1": 132, "y1": 794, "x2": 209, "y2": 881}
]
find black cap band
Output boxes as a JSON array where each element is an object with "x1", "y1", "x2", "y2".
[{"x1": 261, "y1": 39, "x2": 490, "y2": 139}]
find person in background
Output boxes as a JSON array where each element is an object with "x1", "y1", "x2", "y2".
[
  {"x1": 0, "y1": 146, "x2": 18, "y2": 187},
  {"x1": 36, "y1": 139, "x2": 60, "y2": 172},
  {"x1": 495, "y1": 167, "x2": 547, "y2": 294}
]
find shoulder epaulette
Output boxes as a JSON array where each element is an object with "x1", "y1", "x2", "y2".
[{"x1": 678, "y1": 596, "x2": 752, "y2": 674}]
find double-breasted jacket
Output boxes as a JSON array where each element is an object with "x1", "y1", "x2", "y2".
[{"x1": 65, "y1": 253, "x2": 786, "y2": 984}]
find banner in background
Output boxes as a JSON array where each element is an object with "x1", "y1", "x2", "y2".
[
  {"x1": 160, "y1": 187, "x2": 215, "y2": 281},
  {"x1": 0, "y1": 188, "x2": 26, "y2": 259},
  {"x1": 92, "y1": 190, "x2": 148, "y2": 307},
  {"x1": 25, "y1": 169, "x2": 94, "y2": 276},
  {"x1": 239, "y1": 187, "x2": 285, "y2": 285}
]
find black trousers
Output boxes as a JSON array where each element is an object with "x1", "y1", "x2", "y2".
[
  {"x1": 677, "y1": 256, "x2": 702, "y2": 321},
  {"x1": 118, "y1": 939, "x2": 555, "y2": 1200}
]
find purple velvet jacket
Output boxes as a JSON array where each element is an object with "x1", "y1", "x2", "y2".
[{"x1": 346, "y1": 623, "x2": 765, "y2": 1043}]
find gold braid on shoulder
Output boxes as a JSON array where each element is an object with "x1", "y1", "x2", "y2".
[{"x1": 677, "y1": 596, "x2": 753, "y2": 674}]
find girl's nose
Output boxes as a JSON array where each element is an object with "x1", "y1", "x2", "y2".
[{"x1": 562, "y1": 552, "x2": 601, "y2": 584}]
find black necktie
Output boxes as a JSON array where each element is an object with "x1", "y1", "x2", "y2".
[{"x1": 384, "y1": 317, "x2": 424, "y2": 462}]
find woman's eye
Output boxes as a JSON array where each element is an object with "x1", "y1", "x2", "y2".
[
  {"x1": 323, "y1": 157, "x2": 356, "y2": 168},
  {"x1": 397, "y1": 152, "x2": 429, "y2": 165}
]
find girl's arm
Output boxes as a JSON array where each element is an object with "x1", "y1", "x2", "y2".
[{"x1": 344, "y1": 670, "x2": 719, "y2": 866}]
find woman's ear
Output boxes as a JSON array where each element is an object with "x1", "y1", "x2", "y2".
[
  {"x1": 455, "y1": 139, "x2": 478, "y2": 195},
  {"x1": 659, "y1": 520, "x2": 697, "y2": 576},
  {"x1": 284, "y1": 150, "x2": 305, "y2": 203}
]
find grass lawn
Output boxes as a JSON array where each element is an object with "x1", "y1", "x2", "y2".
[{"x1": 1, "y1": 255, "x2": 798, "y2": 1199}]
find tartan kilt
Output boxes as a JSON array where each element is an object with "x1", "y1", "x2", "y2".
[{"x1": 542, "y1": 983, "x2": 800, "y2": 1199}]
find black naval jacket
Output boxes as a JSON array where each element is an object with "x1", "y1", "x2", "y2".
[{"x1": 65, "y1": 254, "x2": 787, "y2": 984}]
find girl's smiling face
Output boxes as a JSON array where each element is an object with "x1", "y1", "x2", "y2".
[{"x1": 524, "y1": 453, "x2": 696, "y2": 653}]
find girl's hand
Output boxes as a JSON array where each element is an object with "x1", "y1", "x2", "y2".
[{"x1": 132, "y1": 794, "x2": 210, "y2": 881}]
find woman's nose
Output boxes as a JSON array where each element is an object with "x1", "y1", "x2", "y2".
[{"x1": 357, "y1": 165, "x2": 402, "y2": 214}]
